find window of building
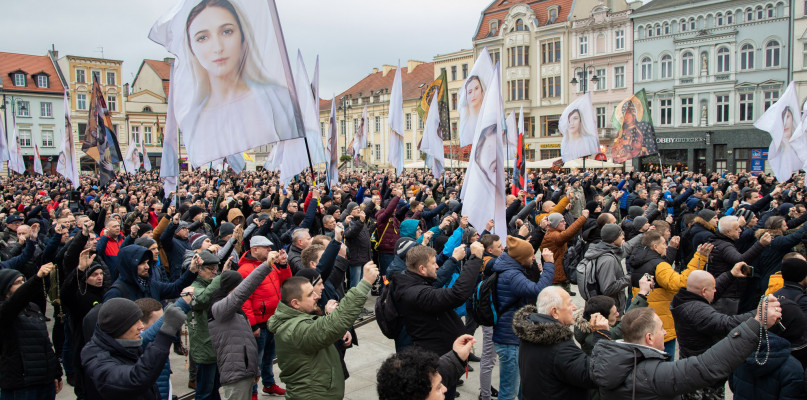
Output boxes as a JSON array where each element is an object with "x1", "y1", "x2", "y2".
[
  {"x1": 716, "y1": 95, "x2": 729, "y2": 122},
  {"x1": 660, "y1": 99, "x2": 672, "y2": 125},
  {"x1": 451, "y1": 92, "x2": 457, "y2": 110},
  {"x1": 525, "y1": 116, "x2": 536, "y2": 138},
  {"x1": 144, "y1": 126, "x2": 153, "y2": 144},
  {"x1": 491, "y1": 50, "x2": 501, "y2": 65},
  {"x1": 717, "y1": 47, "x2": 730, "y2": 72},
  {"x1": 596, "y1": 106, "x2": 606, "y2": 128},
  {"x1": 37, "y1": 75, "x2": 48, "y2": 88},
  {"x1": 451, "y1": 66, "x2": 457, "y2": 81},
  {"x1": 681, "y1": 97, "x2": 693, "y2": 124},
  {"x1": 132, "y1": 126, "x2": 140, "y2": 143},
  {"x1": 418, "y1": 115, "x2": 424, "y2": 130},
  {"x1": 766, "y1": 4, "x2": 774, "y2": 18},
  {"x1": 682, "y1": 51, "x2": 694, "y2": 76},
  {"x1": 739, "y1": 93, "x2": 754, "y2": 121},
  {"x1": 406, "y1": 142, "x2": 412, "y2": 160},
  {"x1": 548, "y1": 7, "x2": 559, "y2": 23},
  {"x1": 510, "y1": 79, "x2": 530, "y2": 100},
  {"x1": 641, "y1": 57, "x2": 652, "y2": 81},
  {"x1": 615, "y1": 30, "x2": 625, "y2": 50},
  {"x1": 540, "y1": 149, "x2": 561, "y2": 159},
  {"x1": 680, "y1": 19, "x2": 687, "y2": 32},
  {"x1": 690, "y1": 18, "x2": 696, "y2": 30},
  {"x1": 596, "y1": 68, "x2": 606, "y2": 90},
  {"x1": 17, "y1": 101, "x2": 30, "y2": 117},
  {"x1": 614, "y1": 66, "x2": 625, "y2": 88},
  {"x1": 405, "y1": 113, "x2": 411, "y2": 130},
  {"x1": 757, "y1": 6, "x2": 763, "y2": 19},
  {"x1": 515, "y1": 18, "x2": 527, "y2": 31},
  {"x1": 741, "y1": 44, "x2": 755, "y2": 70},
  {"x1": 490, "y1": 20, "x2": 498, "y2": 35},
  {"x1": 661, "y1": 55, "x2": 673, "y2": 78},
  {"x1": 375, "y1": 144, "x2": 381, "y2": 160},
  {"x1": 804, "y1": 43, "x2": 807, "y2": 68},
  {"x1": 654, "y1": 24, "x2": 661, "y2": 36},
  {"x1": 647, "y1": 25, "x2": 653, "y2": 37},
  {"x1": 19, "y1": 130, "x2": 32, "y2": 147},
  {"x1": 462, "y1": 64, "x2": 468, "y2": 79},
  {"x1": 320, "y1": 122, "x2": 325, "y2": 136},
  {"x1": 764, "y1": 89, "x2": 779, "y2": 110},
  {"x1": 42, "y1": 130, "x2": 54, "y2": 147},
  {"x1": 541, "y1": 115, "x2": 560, "y2": 137},
  {"x1": 353, "y1": 118, "x2": 358, "y2": 134},
  {"x1": 508, "y1": 46, "x2": 529, "y2": 66},
  {"x1": 664, "y1": 22, "x2": 670, "y2": 35},
  {"x1": 579, "y1": 36, "x2": 588, "y2": 55},
  {"x1": 727, "y1": 11, "x2": 734, "y2": 24},
  {"x1": 717, "y1": 13, "x2": 724, "y2": 26},
  {"x1": 766, "y1": 40, "x2": 781, "y2": 68},
  {"x1": 76, "y1": 69, "x2": 86, "y2": 83},
  {"x1": 542, "y1": 40, "x2": 561, "y2": 64},
  {"x1": 77, "y1": 93, "x2": 87, "y2": 110},
  {"x1": 541, "y1": 77, "x2": 559, "y2": 98},
  {"x1": 714, "y1": 144, "x2": 728, "y2": 173},
  {"x1": 106, "y1": 71, "x2": 115, "y2": 86},
  {"x1": 107, "y1": 95, "x2": 116, "y2": 112},
  {"x1": 40, "y1": 102, "x2": 52, "y2": 118},
  {"x1": 746, "y1": 8, "x2": 754, "y2": 21},
  {"x1": 14, "y1": 73, "x2": 25, "y2": 87},
  {"x1": 375, "y1": 116, "x2": 381, "y2": 132}
]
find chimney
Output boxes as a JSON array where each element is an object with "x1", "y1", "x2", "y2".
[
  {"x1": 407, "y1": 60, "x2": 425, "y2": 73},
  {"x1": 50, "y1": 44, "x2": 58, "y2": 60},
  {"x1": 372, "y1": 67, "x2": 379, "y2": 74},
  {"x1": 164, "y1": 57, "x2": 175, "y2": 66},
  {"x1": 123, "y1": 83, "x2": 129, "y2": 97},
  {"x1": 381, "y1": 65, "x2": 396, "y2": 77}
]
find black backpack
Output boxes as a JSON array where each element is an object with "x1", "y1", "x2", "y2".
[
  {"x1": 468, "y1": 271, "x2": 515, "y2": 327},
  {"x1": 563, "y1": 238, "x2": 589, "y2": 285},
  {"x1": 374, "y1": 279, "x2": 403, "y2": 339}
]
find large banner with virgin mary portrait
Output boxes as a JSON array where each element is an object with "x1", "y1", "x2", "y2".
[
  {"x1": 560, "y1": 92, "x2": 600, "y2": 163},
  {"x1": 754, "y1": 81, "x2": 806, "y2": 182},
  {"x1": 149, "y1": 0, "x2": 305, "y2": 168},
  {"x1": 458, "y1": 47, "x2": 494, "y2": 147},
  {"x1": 610, "y1": 89, "x2": 658, "y2": 164}
]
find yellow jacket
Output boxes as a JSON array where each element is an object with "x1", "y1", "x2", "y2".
[
  {"x1": 766, "y1": 272, "x2": 784, "y2": 295},
  {"x1": 534, "y1": 196, "x2": 570, "y2": 226}
]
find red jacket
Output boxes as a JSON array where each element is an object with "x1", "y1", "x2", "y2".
[
  {"x1": 375, "y1": 196, "x2": 401, "y2": 254},
  {"x1": 238, "y1": 252, "x2": 292, "y2": 327}
]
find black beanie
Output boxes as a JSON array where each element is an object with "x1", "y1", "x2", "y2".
[
  {"x1": 585, "y1": 201, "x2": 599, "y2": 215},
  {"x1": 782, "y1": 258, "x2": 807, "y2": 283},
  {"x1": 296, "y1": 268, "x2": 322, "y2": 286},
  {"x1": 98, "y1": 298, "x2": 143, "y2": 338},
  {"x1": 220, "y1": 270, "x2": 243, "y2": 293},
  {"x1": 134, "y1": 237, "x2": 156, "y2": 249},
  {"x1": 292, "y1": 212, "x2": 305, "y2": 226},
  {"x1": 0, "y1": 269, "x2": 22, "y2": 297},
  {"x1": 137, "y1": 223, "x2": 153, "y2": 235},
  {"x1": 187, "y1": 205, "x2": 204, "y2": 221},
  {"x1": 219, "y1": 222, "x2": 235, "y2": 239}
]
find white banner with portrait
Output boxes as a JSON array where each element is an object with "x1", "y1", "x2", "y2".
[
  {"x1": 149, "y1": 0, "x2": 305, "y2": 168},
  {"x1": 560, "y1": 92, "x2": 600, "y2": 163},
  {"x1": 420, "y1": 92, "x2": 445, "y2": 179},
  {"x1": 458, "y1": 47, "x2": 494, "y2": 147},
  {"x1": 388, "y1": 61, "x2": 404, "y2": 174},
  {"x1": 754, "y1": 81, "x2": 803, "y2": 181}
]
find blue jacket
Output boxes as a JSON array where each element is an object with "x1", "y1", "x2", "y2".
[
  {"x1": 159, "y1": 222, "x2": 191, "y2": 281},
  {"x1": 421, "y1": 203, "x2": 447, "y2": 229},
  {"x1": 492, "y1": 252, "x2": 555, "y2": 345},
  {"x1": 141, "y1": 299, "x2": 191, "y2": 400},
  {"x1": 103, "y1": 245, "x2": 197, "y2": 302},
  {"x1": 731, "y1": 333, "x2": 806, "y2": 400}
]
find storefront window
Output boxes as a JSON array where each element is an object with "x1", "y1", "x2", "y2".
[
  {"x1": 695, "y1": 149, "x2": 706, "y2": 173},
  {"x1": 659, "y1": 149, "x2": 687, "y2": 171}
]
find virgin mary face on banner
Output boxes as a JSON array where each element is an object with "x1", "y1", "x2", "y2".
[
  {"x1": 560, "y1": 108, "x2": 599, "y2": 162},
  {"x1": 782, "y1": 107, "x2": 795, "y2": 145},
  {"x1": 466, "y1": 76, "x2": 484, "y2": 119}
]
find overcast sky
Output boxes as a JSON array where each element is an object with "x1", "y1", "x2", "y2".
[{"x1": 1, "y1": 0, "x2": 492, "y2": 96}]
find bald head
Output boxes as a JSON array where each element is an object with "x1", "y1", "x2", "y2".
[
  {"x1": 542, "y1": 201, "x2": 556, "y2": 213},
  {"x1": 687, "y1": 270, "x2": 717, "y2": 303}
]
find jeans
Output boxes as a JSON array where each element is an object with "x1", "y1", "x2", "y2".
[
  {"x1": 664, "y1": 339, "x2": 677, "y2": 361},
  {"x1": 349, "y1": 264, "x2": 363, "y2": 288},
  {"x1": 479, "y1": 326, "x2": 497, "y2": 399},
  {"x1": 254, "y1": 326, "x2": 276, "y2": 393},
  {"x1": 0, "y1": 384, "x2": 56, "y2": 400},
  {"x1": 378, "y1": 253, "x2": 395, "y2": 277},
  {"x1": 195, "y1": 362, "x2": 222, "y2": 400},
  {"x1": 61, "y1": 315, "x2": 74, "y2": 379},
  {"x1": 394, "y1": 325, "x2": 413, "y2": 353},
  {"x1": 494, "y1": 343, "x2": 522, "y2": 400}
]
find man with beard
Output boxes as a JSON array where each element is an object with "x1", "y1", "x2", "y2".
[{"x1": 268, "y1": 260, "x2": 379, "y2": 399}]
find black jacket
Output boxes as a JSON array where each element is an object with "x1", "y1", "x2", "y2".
[
  {"x1": 393, "y1": 256, "x2": 482, "y2": 355},
  {"x1": 343, "y1": 219, "x2": 371, "y2": 266},
  {"x1": 774, "y1": 282, "x2": 807, "y2": 316},
  {"x1": 707, "y1": 233, "x2": 766, "y2": 299},
  {"x1": 512, "y1": 306, "x2": 605, "y2": 400},
  {"x1": 0, "y1": 274, "x2": 62, "y2": 391},
  {"x1": 81, "y1": 326, "x2": 172, "y2": 400}
]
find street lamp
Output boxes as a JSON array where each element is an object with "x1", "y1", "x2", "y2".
[
  {"x1": 338, "y1": 96, "x2": 352, "y2": 157},
  {"x1": 570, "y1": 63, "x2": 600, "y2": 169}
]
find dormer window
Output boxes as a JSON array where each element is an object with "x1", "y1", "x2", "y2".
[
  {"x1": 13, "y1": 73, "x2": 25, "y2": 87},
  {"x1": 490, "y1": 20, "x2": 499, "y2": 35},
  {"x1": 515, "y1": 19, "x2": 527, "y2": 31},
  {"x1": 548, "y1": 7, "x2": 559, "y2": 24},
  {"x1": 36, "y1": 75, "x2": 48, "y2": 88}
]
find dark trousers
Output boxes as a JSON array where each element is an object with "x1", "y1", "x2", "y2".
[
  {"x1": 0, "y1": 384, "x2": 56, "y2": 400},
  {"x1": 194, "y1": 362, "x2": 222, "y2": 400}
]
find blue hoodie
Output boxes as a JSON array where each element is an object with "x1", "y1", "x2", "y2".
[{"x1": 103, "y1": 245, "x2": 197, "y2": 302}]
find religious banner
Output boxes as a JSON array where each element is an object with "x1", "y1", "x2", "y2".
[
  {"x1": 388, "y1": 61, "x2": 404, "y2": 174},
  {"x1": 754, "y1": 81, "x2": 804, "y2": 181},
  {"x1": 57, "y1": 92, "x2": 80, "y2": 188},
  {"x1": 82, "y1": 78, "x2": 123, "y2": 187},
  {"x1": 458, "y1": 47, "x2": 494, "y2": 147},
  {"x1": 560, "y1": 92, "x2": 599, "y2": 163},
  {"x1": 610, "y1": 89, "x2": 658, "y2": 164}
]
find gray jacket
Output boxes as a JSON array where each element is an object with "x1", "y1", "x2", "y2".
[
  {"x1": 208, "y1": 263, "x2": 272, "y2": 385},
  {"x1": 590, "y1": 318, "x2": 762, "y2": 400},
  {"x1": 579, "y1": 233, "x2": 642, "y2": 311}
]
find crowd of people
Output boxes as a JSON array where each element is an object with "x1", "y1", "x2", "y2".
[{"x1": 0, "y1": 165, "x2": 806, "y2": 400}]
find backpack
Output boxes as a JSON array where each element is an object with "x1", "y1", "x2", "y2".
[
  {"x1": 576, "y1": 254, "x2": 618, "y2": 301},
  {"x1": 468, "y1": 271, "x2": 515, "y2": 327},
  {"x1": 563, "y1": 239, "x2": 589, "y2": 285},
  {"x1": 374, "y1": 279, "x2": 403, "y2": 339}
]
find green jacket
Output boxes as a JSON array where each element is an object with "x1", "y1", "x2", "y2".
[
  {"x1": 267, "y1": 280, "x2": 370, "y2": 400},
  {"x1": 188, "y1": 274, "x2": 222, "y2": 364}
]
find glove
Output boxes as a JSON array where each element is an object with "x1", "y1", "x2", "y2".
[{"x1": 159, "y1": 304, "x2": 187, "y2": 336}]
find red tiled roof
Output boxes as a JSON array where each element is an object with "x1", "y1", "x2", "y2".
[
  {"x1": 0, "y1": 52, "x2": 64, "y2": 94},
  {"x1": 320, "y1": 62, "x2": 435, "y2": 110},
  {"x1": 144, "y1": 59, "x2": 172, "y2": 98},
  {"x1": 474, "y1": 0, "x2": 574, "y2": 41}
]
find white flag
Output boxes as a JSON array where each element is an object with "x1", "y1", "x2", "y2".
[
  {"x1": 0, "y1": 111, "x2": 8, "y2": 164},
  {"x1": 123, "y1": 139, "x2": 140, "y2": 174},
  {"x1": 754, "y1": 81, "x2": 803, "y2": 181},
  {"x1": 560, "y1": 92, "x2": 600, "y2": 163},
  {"x1": 327, "y1": 97, "x2": 339, "y2": 188},
  {"x1": 420, "y1": 92, "x2": 445, "y2": 178},
  {"x1": 313, "y1": 55, "x2": 320, "y2": 116},
  {"x1": 463, "y1": 63, "x2": 506, "y2": 236},
  {"x1": 57, "y1": 92, "x2": 80, "y2": 188},
  {"x1": 140, "y1": 134, "x2": 152, "y2": 171},
  {"x1": 7, "y1": 127, "x2": 25, "y2": 174},
  {"x1": 227, "y1": 153, "x2": 246, "y2": 174},
  {"x1": 388, "y1": 61, "x2": 404, "y2": 174},
  {"x1": 505, "y1": 111, "x2": 517, "y2": 160},
  {"x1": 161, "y1": 64, "x2": 179, "y2": 198},
  {"x1": 352, "y1": 105, "x2": 368, "y2": 164},
  {"x1": 458, "y1": 47, "x2": 494, "y2": 147},
  {"x1": 33, "y1": 144, "x2": 43, "y2": 175}
]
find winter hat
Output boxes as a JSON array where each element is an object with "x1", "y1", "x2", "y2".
[
  {"x1": 218, "y1": 222, "x2": 236, "y2": 238},
  {"x1": 400, "y1": 219, "x2": 420, "y2": 239},
  {"x1": 698, "y1": 209, "x2": 717, "y2": 222},
  {"x1": 778, "y1": 203, "x2": 795, "y2": 216},
  {"x1": 547, "y1": 212, "x2": 564, "y2": 229},
  {"x1": 326, "y1": 205, "x2": 339, "y2": 216},
  {"x1": 190, "y1": 234, "x2": 209, "y2": 250},
  {"x1": 734, "y1": 208, "x2": 754, "y2": 222},
  {"x1": 5, "y1": 214, "x2": 23, "y2": 224},
  {"x1": 219, "y1": 270, "x2": 243, "y2": 293},
  {"x1": 85, "y1": 263, "x2": 105, "y2": 278},
  {"x1": 344, "y1": 202, "x2": 359, "y2": 216},
  {"x1": 781, "y1": 258, "x2": 807, "y2": 283},
  {"x1": 177, "y1": 221, "x2": 190, "y2": 230},
  {"x1": 137, "y1": 223, "x2": 153, "y2": 234},
  {"x1": 292, "y1": 211, "x2": 305, "y2": 226},
  {"x1": 506, "y1": 236, "x2": 534, "y2": 267},
  {"x1": 632, "y1": 198, "x2": 647, "y2": 208},
  {"x1": 296, "y1": 268, "x2": 322, "y2": 286},
  {"x1": 686, "y1": 197, "x2": 701, "y2": 211},
  {"x1": 424, "y1": 197, "x2": 436, "y2": 208},
  {"x1": 0, "y1": 269, "x2": 22, "y2": 297},
  {"x1": 134, "y1": 237, "x2": 156, "y2": 249},
  {"x1": 394, "y1": 237, "x2": 418, "y2": 258},
  {"x1": 98, "y1": 298, "x2": 143, "y2": 338},
  {"x1": 601, "y1": 224, "x2": 623, "y2": 243},
  {"x1": 631, "y1": 216, "x2": 647, "y2": 232},
  {"x1": 585, "y1": 201, "x2": 599, "y2": 215},
  {"x1": 250, "y1": 236, "x2": 273, "y2": 248},
  {"x1": 320, "y1": 195, "x2": 332, "y2": 204},
  {"x1": 628, "y1": 206, "x2": 644, "y2": 219},
  {"x1": 447, "y1": 199, "x2": 459, "y2": 211},
  {"x1": 198, "y1": 251, "x2": 220, "y2": 267},
  {"x1": 260, "y1": 198, "x2": 273, "y2": 210},
  {"x1": 462, "y1": 227, "x2": 478, "y2": 244},
  {"x1": 187, "y1": 205, "x2": 204, "y2": 221}
]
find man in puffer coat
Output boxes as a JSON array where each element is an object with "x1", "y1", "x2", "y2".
[
  {"x1": 579, "y1": 224, "x2": 643, "y2": 311},
  {"x1": 104, "y1": 245, "x2": 198, "y2": 302},
  {"x1": 731, "y1": 333, "x2": 806, "y2": 400},
  {"x1": 513, "y1": 286, "x2": 610, "y2": 400},
  {"x1": 492, "y1": 237, "x2": 555, "y2": 400}
]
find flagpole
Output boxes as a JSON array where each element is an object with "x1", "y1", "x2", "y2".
[{"x1": 656, "y1": 152, "x2": 664, "y2": 173}]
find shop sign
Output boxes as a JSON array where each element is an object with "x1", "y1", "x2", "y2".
[
  {"x1": 751, "y1": 149, "x2": 768, "y2": 160},
  {"x1": 750, "y1": 159, "x2": 765, "y2": 175},
  {"x1": 655, "y1": 137, "x2": 705, "y2": 144},
  {"x1": 540, "y1": 143, "x2": 561, "y2": 148}
]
